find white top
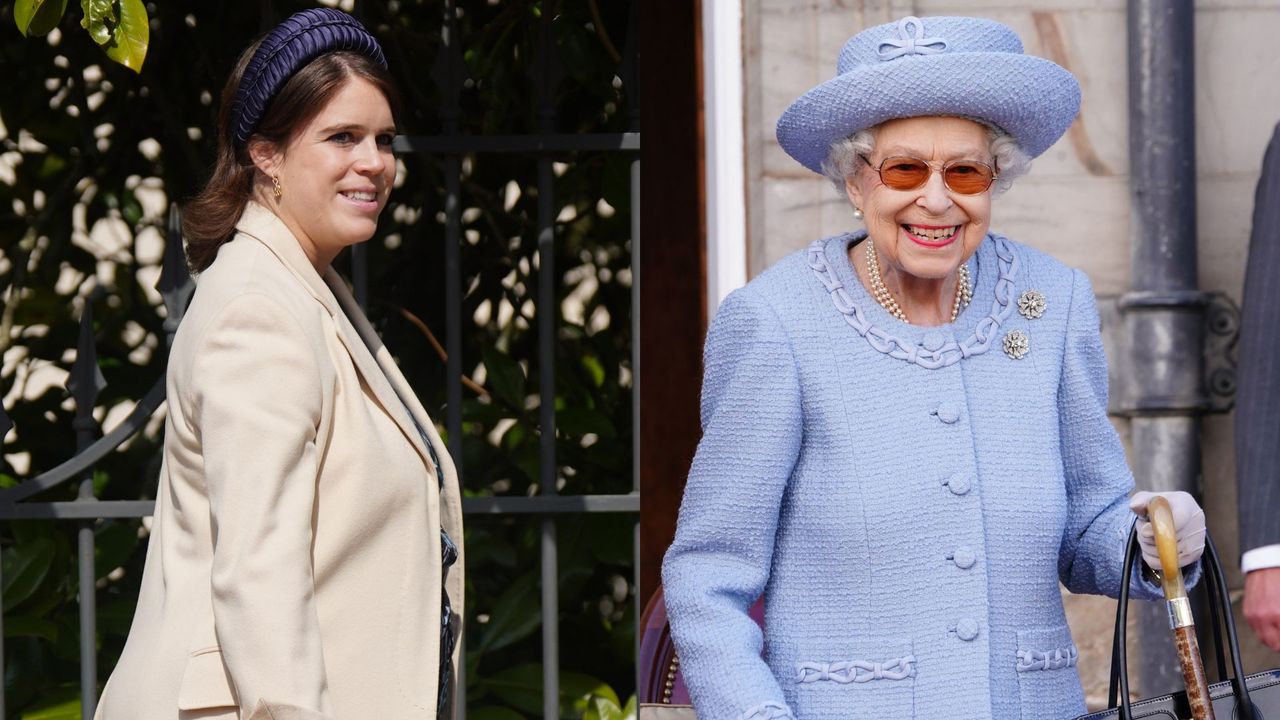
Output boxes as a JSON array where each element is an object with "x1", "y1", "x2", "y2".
[{"x1": 1242, "y1": 543, "x2": 1280, "y2": 573}]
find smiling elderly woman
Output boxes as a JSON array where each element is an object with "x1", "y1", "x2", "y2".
[{"x1": 661, "y1": 15, "x2": 1206, "y2": 720}]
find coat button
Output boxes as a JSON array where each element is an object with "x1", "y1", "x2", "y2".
[
  {"x1": 922, "y1": 331, "x2": 947, "y2": 352},
  {"x1": 943, "y1": 474, "x2": 973, "y2": 495},
  {"x1": 933, "y1": 402, "x2": 960, "y2": 424},
  {"x1": 955, "y1": 619, "x2": 980, "y2": 641},
  {"x1": 952, "y1": 546, "x2": 977, "y2": 569}
]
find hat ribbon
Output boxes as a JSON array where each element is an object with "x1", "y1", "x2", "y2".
[{"x1": 877, "y1": 16, "x2": 949, "y2": 61}]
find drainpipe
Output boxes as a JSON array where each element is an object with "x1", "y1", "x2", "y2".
[{"x1": 1123, "y1": 0, "x2": 1210, "y2": 696}]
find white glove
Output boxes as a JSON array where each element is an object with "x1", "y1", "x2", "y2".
[{"x1": 1129, "y1": 490, "x2": 1206, "y2": 570}]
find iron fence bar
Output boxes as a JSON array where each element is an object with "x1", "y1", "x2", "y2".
[
  {"x1": 464, "y1": 495, "x2": 638, "y2": 514},
  {"x1": 444, "y1": 164, "x2": 463, "y2": 476},
  {"x1": 77, "y1": 521, "x2": 95, "y2": 720},
  {"x1": 536, "y1": 154, "x2": 560, "y2": 717},
  {"x1": 630, "y1": 154, "x2": 641, "y2": 673},
  {"x1": 533, "y1": 5, "x2": 563, "y2": 717},
  {"x1": 428, "y1": 3, "x2": 467, "y2": 711},
  {"x1": 0, "y1": 404, "x2": 10, "y2": 717},
  {"x1": 68, "y1": 301, "x2": 105, "y2": 720},
  {"x1": 0, "y1": 495, "x2": 640, "y2": 520},
  {"x1": 619, "y1": 0, "x2": 642, "y2": 682},
  {"x1": 0, "y1": 529, "x2": 4, "y2": 719},
  {"x1": 540, "y1": 519, "x2": 558, "y2": 719},
  {"x1": 394, "y1": 133, "x2": 639, "y2": 154},
  {"x1": 630, "y1": 158, "x2": 640, "y2": 493},
  {"x1": 0, "y1": 501, "x2": 159, "y2": 519},
  {"x1": 431, "y1": 0, "x2": 464, "y2": 460},
  {"x1": 538, "y1": 139, "x2": 560, "y2": 706},
  {"x1": 0, "y1": 380, "x2": 165, "y2": 504}
]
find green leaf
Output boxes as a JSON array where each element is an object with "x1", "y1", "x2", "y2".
[
  {"x1": 97, "y1": 598, "x2": 138, "y2": 635},
  {"x1": 622, "y1": 695, "x2": 638, "y2": 720},
  {"x1": 0, "y1": 472, "x2": 18, "y2": 489},
  {"x1": 482, "y1": 346, "x2": 526, "y2": 410},
  {"x1": 2, "y1": 615, "x2": 59, "y2": 641},
  {"x1": 465, "y1": 708, "x2": 526, "y2": 720},
  {"x1": 558, "y1": 407, "x2": 616, "y2": 440},
  {"x1": 583, "y1": 695, "x2": 623, "y2": 720},
  {"x1": 14, "y1": 0, "x2": 68, "y2": 37},
  {"x1": 103, "y1": 0, "x2": 149, "y2": 72},
  {"x1": 476, "y1": 570, "x2": 540, "y2": 653},
  {"x1": 79, "y1": 0, "x2": 114, "y2": 45},
  {"x1": 122, "y1": 191, "x2": 142, "y2": 225},
  {"x1": 480, "y1": 663, "x2": 616, "y2": 717},
  {"x1": 477, "y1": 663, "x2": 543, "y2": 715},
  {"x1": 2, "y1": 538, "x2": 57, "y2": 611},
  {"x1": 580, "y1": 354, "x2": 605, "y2": 387},
  {"x1": 94, "y1": 520, "x2": 138, "y2": 580},
  {"x1": 563, "y1": 671, "x2": 616, "y2": 712},
  {"x1": 581, "y1": 515, "x2": 632, "y2": 566},
  {"x1": 20, "y1": 687, "x2": 81, "y2": 720}
]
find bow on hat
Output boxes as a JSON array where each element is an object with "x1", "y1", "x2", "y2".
[{"x1": 876, "y1": 16, "x2": 949, "y2": 61}]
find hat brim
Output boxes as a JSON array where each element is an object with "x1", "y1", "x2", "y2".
[{"x1": 776, "y1": 52, "x2": 1081, "y2": 174}]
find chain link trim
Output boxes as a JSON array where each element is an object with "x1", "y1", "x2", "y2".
[
  {"x1": 795, "y1": 655, "x2": 918, "y2": 684},
  {"x1": 807, "y1": 235, "x2": 1019, "y2": 369}
]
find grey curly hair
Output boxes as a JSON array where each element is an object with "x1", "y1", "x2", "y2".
[{"x1": 820, "y1": 121, "x2": 1032, "y2": 197}]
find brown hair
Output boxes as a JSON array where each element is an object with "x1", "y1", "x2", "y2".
[{"x1": 182, "y1": 42, "x2": 402, "y2": 272}]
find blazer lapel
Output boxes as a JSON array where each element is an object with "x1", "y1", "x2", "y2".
[
  {"x1": 234, "y1": 202, "x2": 341, "y2": 316},
  {"x1": 323, "y1": 271, "x2": 438, "y2": 470},
  {"x1": 234, "y1": 203, "x2": 436, "y2": 471}
]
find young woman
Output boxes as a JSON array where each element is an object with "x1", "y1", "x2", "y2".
[{"x1": 96, "y1": 9, "x2": 463, "y2": 719}]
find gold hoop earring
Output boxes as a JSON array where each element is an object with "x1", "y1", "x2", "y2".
[{"x1": 272, "y1": 174, "x2": 283, "y2": 198}]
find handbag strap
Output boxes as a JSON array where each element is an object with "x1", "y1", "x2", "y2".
[
  {"x1": 1204, "y1": 529, "x2": 1257, "y2": 720},
  {"x1": 1107, "y1": 524, "x2": 1256, "y2": 720}
]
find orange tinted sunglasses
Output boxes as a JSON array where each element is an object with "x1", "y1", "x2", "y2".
[{"x1": 860, "y1": 155, "x2": 998, "y2": 195}]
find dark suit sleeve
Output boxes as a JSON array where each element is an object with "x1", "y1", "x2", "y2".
[{"x1": 1235, "y1": 121, "x2": 1280, "y2": 555}]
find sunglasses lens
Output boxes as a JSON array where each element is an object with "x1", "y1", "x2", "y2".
[
  {"x1": 878, "y1": 158, "x2": 930, "y2": 190},
  {"x1": 943, "y1": 162, "x2": 994, "y2": 194}
]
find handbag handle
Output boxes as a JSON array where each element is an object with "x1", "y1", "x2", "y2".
[{"x1": 1106, "y1": 523, "x2": 1257, "y2": 720}]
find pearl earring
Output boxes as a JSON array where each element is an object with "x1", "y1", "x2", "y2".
[{"x1": 853, "y1": 207, "x2": 863, "y2": 220}]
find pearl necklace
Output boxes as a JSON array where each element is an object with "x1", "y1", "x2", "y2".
[{"x1": 863, "y1": 242, "x2": 972, "y2": 325}]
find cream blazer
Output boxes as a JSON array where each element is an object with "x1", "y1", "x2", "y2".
[{"x1": 96, "y1": 203, "x2": 464, "y2": 720}]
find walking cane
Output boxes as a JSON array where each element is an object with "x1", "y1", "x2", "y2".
[{"x1": 1148, "y1": 495, "x2": 1216, "y2": 720}]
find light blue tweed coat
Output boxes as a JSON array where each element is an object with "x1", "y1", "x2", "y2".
[{"x1": 662, "y1": 232, "x2": 1175, "y2": 720}]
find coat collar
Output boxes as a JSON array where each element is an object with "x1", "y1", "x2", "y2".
[
  {"x1": 234, "y1": 201, "x2": 439, "y2": 472},
  {"x1": 235, "y1": 201, "x2": 340, "y2": 315}
]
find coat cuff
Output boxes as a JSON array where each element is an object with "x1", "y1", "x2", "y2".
[
  {"x1": 1242, "y1": 544, "x2": 1280, "y2": 573},
  {"x1": 1130, "y1": 556, "x2": 1204, "y2": 600}
]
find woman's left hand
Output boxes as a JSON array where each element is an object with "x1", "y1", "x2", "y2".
[{"x1": 1129, "y1": 490, "x2": 1207, "y2": 570}]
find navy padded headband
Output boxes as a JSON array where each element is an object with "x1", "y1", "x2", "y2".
[{"x1": 231, "y1": 8, "x2": 387, "y2": 149}]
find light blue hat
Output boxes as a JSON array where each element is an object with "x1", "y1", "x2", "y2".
[{"x1": 776, "y1": 15, "x2": 1081, "y2": 174}]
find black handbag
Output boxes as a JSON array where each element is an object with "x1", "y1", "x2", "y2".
[{"x1": 1075, "y1": 525, "x2": 1280, "y2": 719}]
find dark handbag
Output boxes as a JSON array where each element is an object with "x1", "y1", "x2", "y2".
[{"x1": 1075, "y1": 526, "x2": 1280, "y2": 719}]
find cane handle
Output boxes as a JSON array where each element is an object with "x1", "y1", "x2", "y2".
[{"x1": 1148, "y1": 496, "x2": 1188, "y2": 599}]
